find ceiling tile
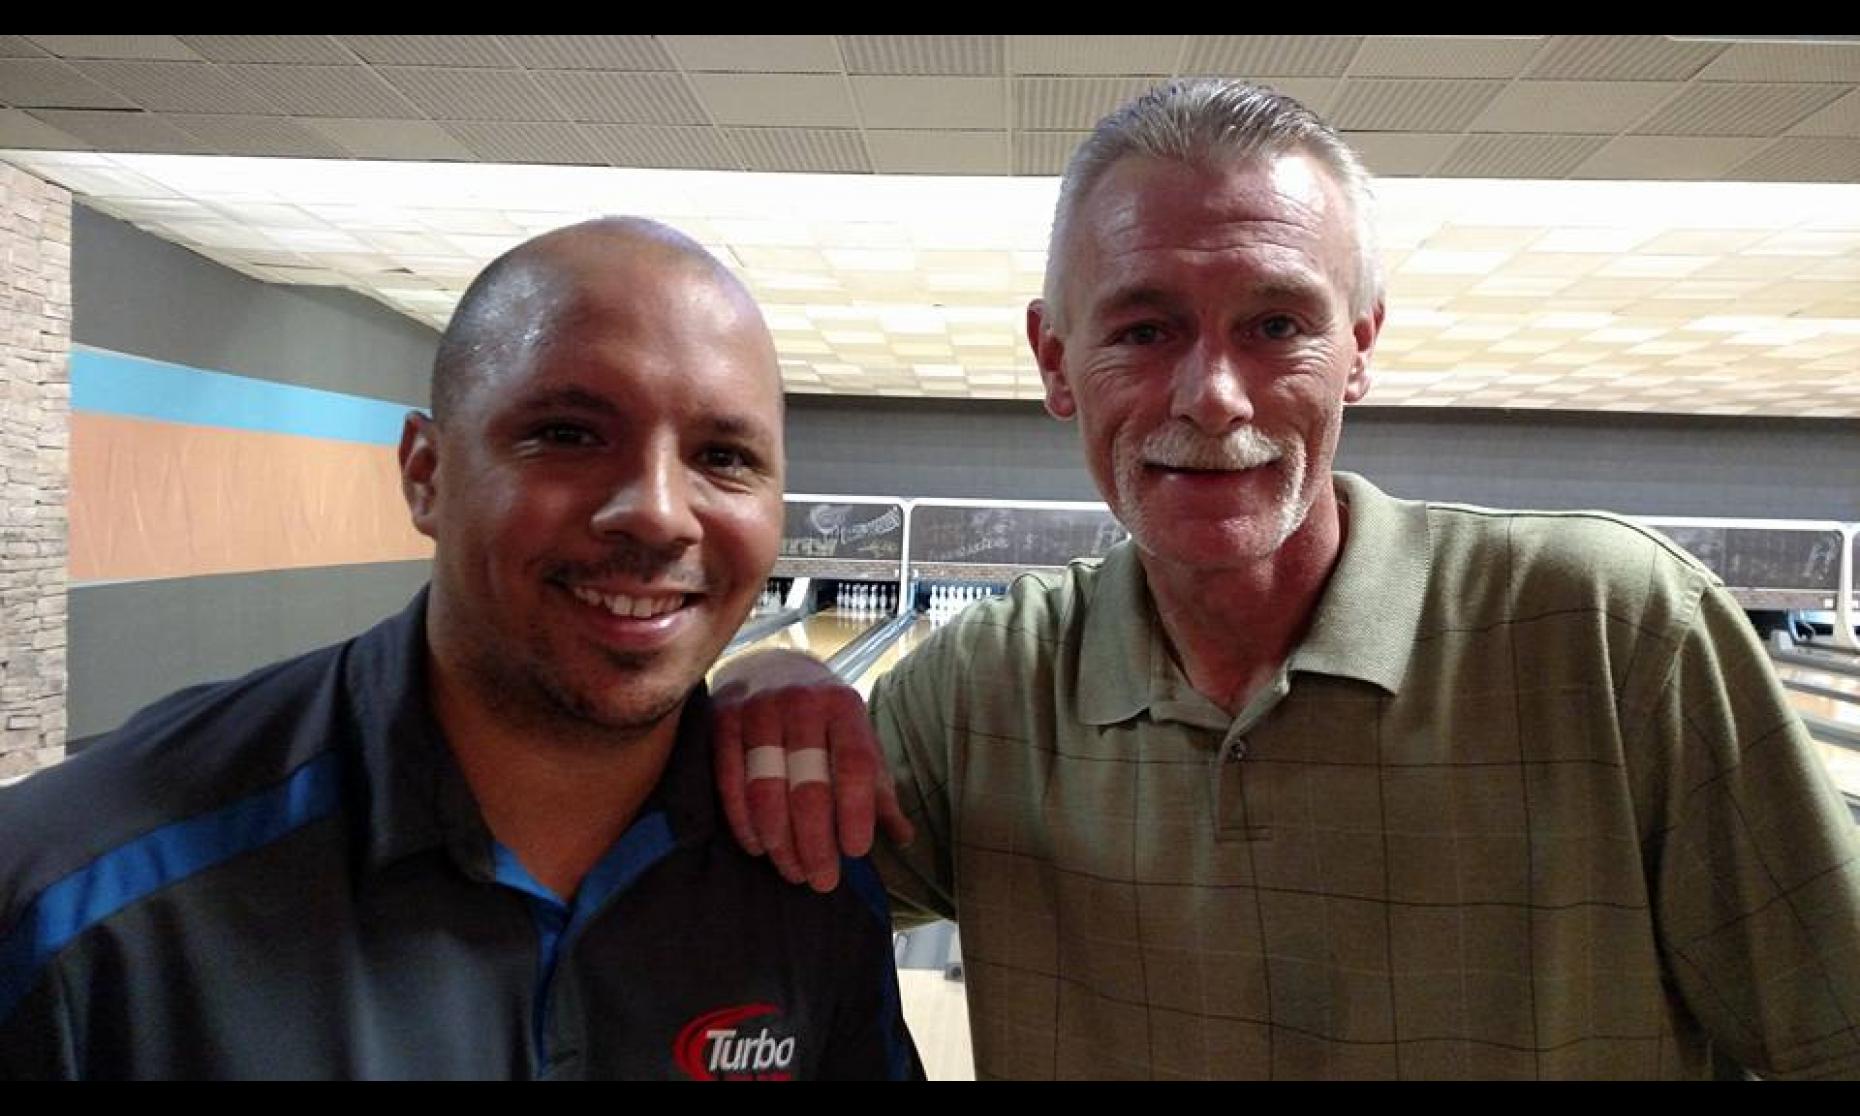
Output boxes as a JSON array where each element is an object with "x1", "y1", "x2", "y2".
[
  {"x1": 337, "y1": 36, "x2": 514, "y2": 68},
  {"x1": 1012, "y1": 130, "x2": 1087, "y2": 174},
  {"x1": 440, "y1": 121, "x2": 598, "y2": 165},
  {"x1": 166, "y1": 114, "x2": 349, "y2": 157},
  {"x1": 1789, "y1": 90, "x2": 1860, "y2": 137},
  {"x1": 851, "y1": 76, "x2": 1005, "y2": 130},
  {"x1": 1330, "y1": 79, "x2": 1507, "y2": 131},
  {"x1": 25, "y1": 109, "x2": 213, "y2": 153},
  {"x1": 1469, "y1": 81, "x2": 1679, "y2": 133},
  {"x1": 1696, "y1": 42, "x2": 1860, "y2": 83},
  {"x1": 1007, "y1": 35, "x2": 1180, "y2": 75},
  {"x1": 86, "y1": 196, "x2": 211, "y2": 223},
  {"x1": 176, "y1": 36, "x2": 352, "y2": 65},
  {"x1": 840, "y1": 36, "x2": 1003, "y2": 76},
  {"x1": 69, "y1": 60, "x2": 277, "y2": 114},
  {"x1": 1726, "y1": 137, "x2": 1860, "y2": 182},
  {"x1": 300, "y1": 118, "x2": 476, "y2": 160},
  {"x1": 222, "y1": 64, "x2": 422, "y2": 119},
  {"x1": 23, "y1": 161, "x2": 187, "y2": 199},
  {"x1": 580, "y1": 123, "x2": 740, "y2": 170},
  {"x1": 1350, "y1": 36, "x2": 1543, "y2": 79},
  {"x1": 1437, "y1": 134, "x2": 1611, "y2": 177},
  {"x1": 1181, "y1": 35, "x2": 1361, "y2": 77},
  {"x1": 690, "y1": 73, "x2": 856, "y2": 128},
  {"x1": 1632, "y1": 83, "x2": 1845, "y2": 137},
  {"x1": 377, "y1": 67, "x2": 566, "y2": 122},
  {"x1": 0, "y1": 59, "x2": 135, "y2": 109},
  {"x1": 724, "y1": 127, "x2": 871, "y2": 172},
  {"x1": 530, "y1": 71, "x2": 709, "y2": 125},
  {"x1": 662, "y1": 35, "x2": 842, "y2": 73},
  {"x1": 1014, "y1": 77, "x2": 1156, "y2": 130},
  {"x1": 1570, "y1": 136, "x2": 1769, "y2": 180},
  {"x1": 865, "y1": 130, "x2": 1009, "y2": 174},
  {"x1": 1526, "y1": 36, "x2": 1726, "y2": 81},
  {"x1": 26, "y1": 36, "x2": 203, "y2": 61},
  {"x1": 495, "y1": 35, "x2": 675, "y2": 71},
  {"x1": 0, "y1": 108, "x2": 89, "y2": 149},
  {"x1": 1342, "y1": 131, "x2": 1459, "y2": 176}
]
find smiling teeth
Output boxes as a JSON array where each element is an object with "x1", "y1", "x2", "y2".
[{"x1": 569, "y1": 585, "x2": 685, "y2": 618}]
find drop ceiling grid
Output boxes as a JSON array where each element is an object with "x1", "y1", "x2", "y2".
[
  {"x1": 0, "y1": 36, "x2": 1853, "y2": 178},
  {"x1": 3, "y1": 36, "x2": 1860, "y2": 414}
]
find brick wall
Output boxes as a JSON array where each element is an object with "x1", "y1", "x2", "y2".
[{"x1": 1, "y1": 165, "x2": 71, "y2": 779}]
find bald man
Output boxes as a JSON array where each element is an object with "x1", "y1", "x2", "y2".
[{"x1": 0, "y1": 219, "x2": 920, "y2": 1081}]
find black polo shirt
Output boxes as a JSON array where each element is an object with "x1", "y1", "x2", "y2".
[{"x1": 0, "y1": 591, "x2": 920, "y2": 1080}]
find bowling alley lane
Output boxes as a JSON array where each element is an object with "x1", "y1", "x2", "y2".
[
  {"x1": 1782, "y1": 686, "x2": 1860, "y2": 803},
  {"x1": 852, "y1": 614, "x2": 938, "y2": 699},
  {"x1": 709, "y1": 606, "x2": 887, "y2": 681},
  {"x1": 1774, "y1": 660, "x2": 1860, "y2": 700}
]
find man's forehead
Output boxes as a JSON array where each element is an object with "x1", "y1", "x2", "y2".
[
  {"x1": 1063, "y1": 152, "x2": 1357, "y2": 302},
  {"x1": 1084, "y1": 151, "x2": 1342, "y2": 231}
]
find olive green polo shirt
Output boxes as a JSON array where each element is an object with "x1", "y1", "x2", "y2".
[{"x1": 870, "y1": 472, "x2": 1860, "y2": 1080}]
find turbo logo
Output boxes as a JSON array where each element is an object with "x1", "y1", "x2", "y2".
[{"x1": 673, "y1": 1003, "x2": 798, "y2": 1081}]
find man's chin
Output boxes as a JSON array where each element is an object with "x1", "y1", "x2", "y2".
[
  {"x1": 536, "y1": 666, "x2": 696, "y2": 742},
  {"x1": 1129, "y1": 509, "x2": 1308, "y2": 569}
]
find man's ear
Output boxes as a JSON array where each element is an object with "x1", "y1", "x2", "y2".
[
  {"x1": 1028, "y1": 299, "x2": 1076, "y2": 420},
  {"x1": 1343, "y1": 297, "x2": 1385, "y2": 405},
  {"x1": 399, "y1": 411, "x2": 441, "y2": 540}
]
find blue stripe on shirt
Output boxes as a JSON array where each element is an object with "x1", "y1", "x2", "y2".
[
  {"x1": 843, "y1": 856, "x2": 914, "y2": 1080},
  {"x1": 493, "y1": 811, "x2": 677, "y2": 1073},
  {"x1": 0, "y1": 752, "x2": 344, "y2": 1024}
]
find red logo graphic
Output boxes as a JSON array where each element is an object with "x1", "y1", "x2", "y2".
[{"x1": 673, "y1": 1002, "x2": 797, "y2": 1081}]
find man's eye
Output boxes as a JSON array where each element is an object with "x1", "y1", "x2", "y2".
[
  {"x1": 531, "y1": 423, "x2": 599, "y2": 447},
  {"x1": 1258, "y1": 315, "x2": 1302, "y2": 341},
  {"x1": 701, "y1": 446, "x2": 753, "y2": 472},
  {"x1": 1115, "y1": 323, "x2": 1167, "y2": 346}
]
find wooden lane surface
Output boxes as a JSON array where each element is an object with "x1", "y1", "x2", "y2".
[
  {"x1": 1774, "y1": 661, "x2": 1860, "y2": 700},
  {"x1": 852, "y1": 615, "x2": 940, "y2": 699},
  {"x1": 709, "y1": 608, "x2": 884, "y2": 681},
  {"x1": 1782, "y1": 688, "x2": 1860, "y2": 801}
]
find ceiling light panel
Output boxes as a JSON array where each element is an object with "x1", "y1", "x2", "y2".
[{"x1": 5, "y1": 148, "x2": 1856, "y2": 414}]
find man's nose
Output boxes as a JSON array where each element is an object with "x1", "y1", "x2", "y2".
[
  {"x1": 1170, "y1": 340, "x2": 1255, "y2": 435},
  {"x1": 589, "y1": 447, "x2": 702, "y2": 551}
]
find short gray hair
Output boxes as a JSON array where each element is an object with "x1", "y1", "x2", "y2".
[{"x1": 1043, "y1": 78, "x2": 1383, "y2": 331}]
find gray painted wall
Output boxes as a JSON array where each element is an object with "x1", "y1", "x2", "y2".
[
  {"x1": 72, "y1": 204, "x2": 437, "y2": 407},
  {"x1": 785, "y1": 396, "x2": 1860, "y2": 520},
  {"x1": 69, "y1": 561, "x2": 431, "y2": 742},
  {"x1": 68, "y1": 206, "x2": 440, "y2": 740}
]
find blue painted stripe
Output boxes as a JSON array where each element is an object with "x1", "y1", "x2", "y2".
[
  {"x1": 0, "y1": 752, "x2": 344, "y2": 1024},
  {"x1": 70, "y1": 346, "x2": 415, "y2": 446},
  {"x1": 843, "y1": 857, "x2": 914, "y2": 1080}
]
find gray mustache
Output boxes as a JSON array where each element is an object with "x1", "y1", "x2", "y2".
[{"x1": 1139, "y1": 426, "x2": 1284, "y2": 470}]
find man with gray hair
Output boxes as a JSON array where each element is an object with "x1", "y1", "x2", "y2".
[{"x1": 714, "y1": 79, "x2": 1860, "y2": 1079}]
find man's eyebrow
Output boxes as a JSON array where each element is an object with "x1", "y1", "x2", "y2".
[
  {"x1": 1091, "y1": 285, "x2": 1182, "y2": 320},
  {"x1": 701, "y1": 413, "x2": 777, "y2": 444},
  {"x1": 509, "y1": 386, "x2": 622, "y2": 416},
  {"x1": 1093, "y1": 276, "x2": 1329, "y2": 319}
]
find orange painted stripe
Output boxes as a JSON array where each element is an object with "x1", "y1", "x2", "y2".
[{"x1": 70, "y1": 412, "x2": 432, "y2": 584}]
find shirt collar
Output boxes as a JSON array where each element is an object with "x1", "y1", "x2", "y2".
[
  {"x1": 1073, "y1": 472, "x2": 1432, "y2": 727},
  {"x1": 1290, "y1": 472, "x2": 1432, "y2": 695},
  {"x1": 1077, "y1": 542, "x2": 1164, "y2": 727},
  {"x1": 342, "y1": 588, "x2": 719, "y2": 876}
]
